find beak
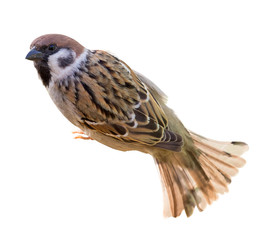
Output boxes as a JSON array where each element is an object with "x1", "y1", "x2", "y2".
[{"x1": 25, "y1": 48, "x2": 43, "y2": 61}]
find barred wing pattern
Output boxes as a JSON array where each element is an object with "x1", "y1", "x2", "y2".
[{"x1": 60, "y1": 50, "x2": 183, "y2": 151}]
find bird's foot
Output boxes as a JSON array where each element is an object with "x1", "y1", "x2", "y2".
[{"x1": 72, "y1": 130, "x2": 93, "y2": 140}]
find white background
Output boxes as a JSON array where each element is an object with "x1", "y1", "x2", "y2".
[{"x1": 0, "y1": 0, "x2": 272, "y2": 239}]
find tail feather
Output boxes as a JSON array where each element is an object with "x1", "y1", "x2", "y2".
[
  {"x1": 157, "y1": 160, "x2": 184, "y2": 217},
  {"x1": 153, "y1": 131, "x2": 248, "y2": 218},
  {"x1": 190, "y1": 131, "x2": 248, "y2": 157},
  {"x1": 157, "y1": 158, "x2": 205, "y2": 217}
]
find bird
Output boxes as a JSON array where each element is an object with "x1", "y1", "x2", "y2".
[{"x1": 26, "y1": 34, "x2": 248, "y2": 218}]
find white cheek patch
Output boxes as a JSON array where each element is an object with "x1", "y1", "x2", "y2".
[{"x1": 48, "y1": 48, "x2": 89, "y2": 81}]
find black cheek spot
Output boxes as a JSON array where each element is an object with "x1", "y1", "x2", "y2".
[{"x1": 58, "y1": 53, "x2": 74, "y2": 68}]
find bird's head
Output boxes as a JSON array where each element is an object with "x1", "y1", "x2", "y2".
[{"x1": 26, "y1": 34, "x2": 86, "y2": 86}]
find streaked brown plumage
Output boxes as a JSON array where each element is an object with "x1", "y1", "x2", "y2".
[{"x1": 26, "y1": 34, "x2": 248, "y2": 218}]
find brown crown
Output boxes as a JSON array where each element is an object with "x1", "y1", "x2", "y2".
[{"x1": 30, "y1": 34, "x2": 85, "y2": 57}]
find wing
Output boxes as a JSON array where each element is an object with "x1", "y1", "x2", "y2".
[{"x1": 63, "y1": 50, "x2": 183, "y2": 151}]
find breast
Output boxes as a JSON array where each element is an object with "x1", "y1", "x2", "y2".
[{"x1": 47, "y1": 80, "x2": 82, "y2": 128}]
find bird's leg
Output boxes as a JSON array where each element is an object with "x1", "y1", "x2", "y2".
[{"x1": 72, "y1": 130, "x2": 93, "y2": 140}]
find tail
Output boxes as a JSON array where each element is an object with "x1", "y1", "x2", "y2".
[{"x1": 153, "y1": 131, "x2": 248, "y2": 218}]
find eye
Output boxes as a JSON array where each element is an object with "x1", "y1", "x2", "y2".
[{"x1": 48, "y1": 44, "x2": 57, "y2": 51}]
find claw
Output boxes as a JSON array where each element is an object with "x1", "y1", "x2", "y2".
[
  {"x1": 72, "y1": 130, "x2": 93, "y2": 140},
  {"x1": 74, "y1": 135, "x2": 93, "y2": 140},
  {"x1": 72, "y1": 130, "x2": 85, "y2": 135}
]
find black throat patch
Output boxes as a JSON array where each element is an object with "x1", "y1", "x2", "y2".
[{"x1": 34, "y1": 60, "x2": 51, "y2": 87}]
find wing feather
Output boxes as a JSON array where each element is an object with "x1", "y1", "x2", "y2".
[{"x1": 62, "y1": 50, "x2": 183, "y2": 150}]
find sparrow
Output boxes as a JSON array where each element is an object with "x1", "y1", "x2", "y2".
[{"x1": 26, "y1": 34, "x2": 248, "y2": 218}]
